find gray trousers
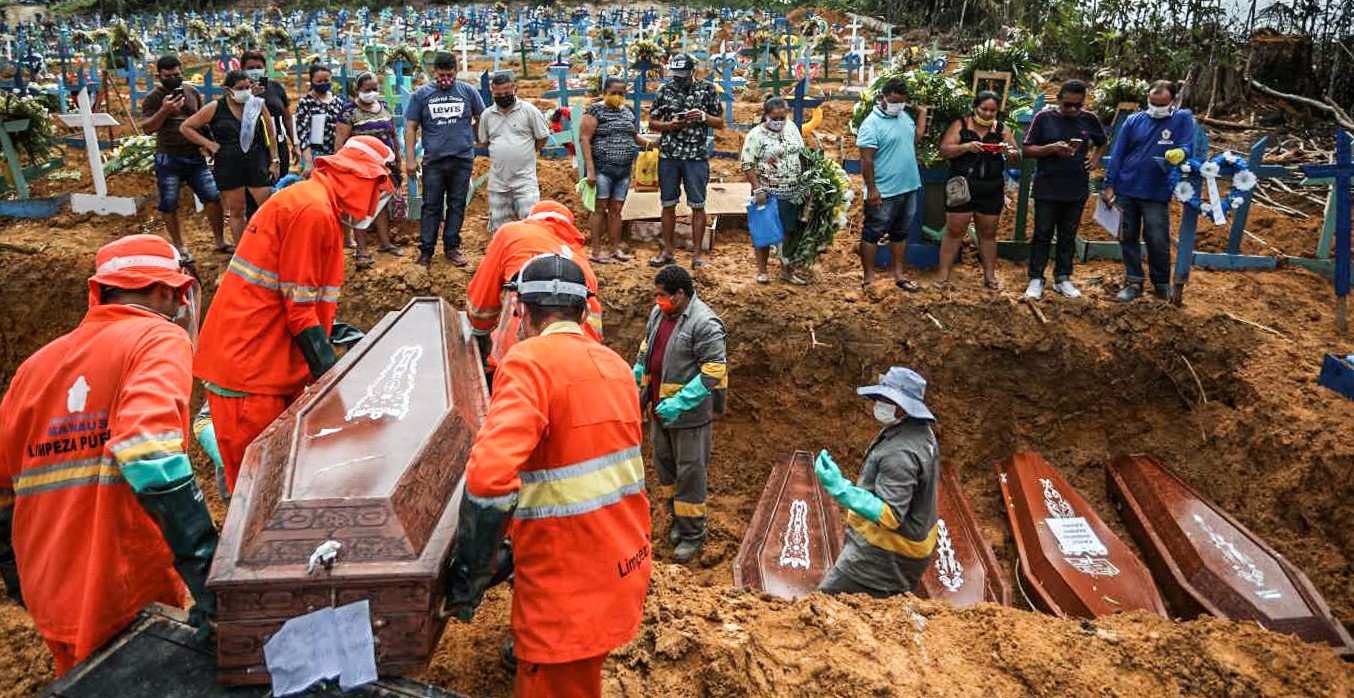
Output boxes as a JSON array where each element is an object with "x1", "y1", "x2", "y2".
[{"x1": 651, "y1": 418, "x2": 712, "y2": 542}]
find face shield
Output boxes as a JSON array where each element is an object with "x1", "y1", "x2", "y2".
[{"x1": 174, "y1": 278, "x2": 204, "y2": 351}]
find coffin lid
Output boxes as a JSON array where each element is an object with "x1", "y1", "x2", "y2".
[
  {"x1": 917, "y1": 462, "x2": 1012, "y2": 607},
  {"x1": 734, "y1": 450, "x2": 845, "y2": 600},
  {"x1": 208, "y1": 297, "x2": 489, "y2": 587},
  {"x1": 996, "y1": 452, "x2": 1166, "y2": 619},
  {"x1": 1107, "y1": 454, "x2": 1354, "y2": 657}
]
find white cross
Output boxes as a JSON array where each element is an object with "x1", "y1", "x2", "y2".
[
  {"x1": 455, "y1": 30, "x2": 472, "y2": 71},
  {"x1": 58, "y1": 87, "x2": 142, "y2": 216}
]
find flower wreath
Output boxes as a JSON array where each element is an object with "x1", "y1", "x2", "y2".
[{"x1": 1170, "y1": 151, "x2": 1258, "y2": 222}]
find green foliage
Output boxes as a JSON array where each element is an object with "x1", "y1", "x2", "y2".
[
  {"x1": 0, "y1": 92, "x2": 57, "y2": 165},
  {"x1": 52, "y1": 0, "x2": 99, "y2": 16},
  {"x1": 1090, "y1": 77, "x2": 1150, "y2": 124},
  {"x1": 787, "y1": 150, "x2": 852, "y2": 269},
  {"x1": 851, "y1": 69, "x2": 972, "y2": 167},
  {"x1": 956, "y1": 37, "x2": 1042, "y2": 93}
]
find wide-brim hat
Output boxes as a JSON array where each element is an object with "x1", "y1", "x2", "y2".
[
  {"x1": 87, "y1": 234, "x2": 196, "y2": 306},
  {"x1": 857, "y1": 366, "x2": 935, "y2": 422},
  {"x1": 315, "y1": 135, "x2": 395, "y2": 181}
]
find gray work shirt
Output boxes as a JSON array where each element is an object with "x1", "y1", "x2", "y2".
[
  {"x1": 833, "y1": 419, "x2": 940, "y2": 593},
  {"x1": 477, "y1": 99, "x2": 550, "y2": 194}
]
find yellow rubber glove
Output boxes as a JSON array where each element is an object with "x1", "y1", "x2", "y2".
[{"x1": 1165, "y1": 148, "x2": 1186, "y2": 166}]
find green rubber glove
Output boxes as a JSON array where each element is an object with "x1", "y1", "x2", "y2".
[
  {"x1": 295, "y1": 325, "x2": 338, "y2": 379},
  {"x1": 814, "y1": 450, "x2": 886, "y2": 523},
  {"x1": 654, "y1": 375, "x2": 710, "y2": 423},
  {"x1": 632, "y1": 362, "x2": 645, "y2": 388}
]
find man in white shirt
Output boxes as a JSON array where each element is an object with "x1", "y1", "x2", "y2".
[{"x1": 477, "y1": 70, "x2": 551, "y2": 233}]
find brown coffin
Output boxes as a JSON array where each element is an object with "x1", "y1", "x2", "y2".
[
  {"x1": 733, "y1": 451, "x2": 845, "y2": 600},
  {"x1": 1106, "y1": 454, "x2": 1354, "y2": 658},
  {"x1": 207, "y1": 297, "x2": 489, "y2": 685},
  {"x1": 996, "y1": 453, "x2": 1166, "y2": 619},
  {"x1": 916, "y1": 462, "x2": 1012, "y2": 606}
]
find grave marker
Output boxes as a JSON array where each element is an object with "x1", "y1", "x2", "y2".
[
  {"x1": 1299, "y1": 130, "x2": 1353, "y2": 333},
  {"x1": 58, "y1": 87, "x2": 145, "y2": 216}
]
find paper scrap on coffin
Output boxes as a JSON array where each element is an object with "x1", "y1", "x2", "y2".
[
  {"x1": 263, "y1": 600, "x2": 378, "y2": 696},
  {"x1": 1045, "y1": 517, "x2": 1109, "y2": 557}
]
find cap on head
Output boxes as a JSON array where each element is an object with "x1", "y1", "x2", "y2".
[
  {"x1": 666, "y1": 53, "x2": 695, "y2": 76},
  {"x1": 516, "y1": 253, "x2": 591, "y2": 308},
  {"x1": 87, "y1": 234, "x2": 195, "y2": 306}
]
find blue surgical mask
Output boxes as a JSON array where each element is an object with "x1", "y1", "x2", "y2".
[
  {"x1": 312, "y1": 82, "x2": 331, "y2": 93},
  {"x1": 245, "y1": 68, "x2": 265, "y2": 80}
]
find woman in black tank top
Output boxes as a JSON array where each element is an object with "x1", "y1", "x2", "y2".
[{"x1": 936, "y1": 91, "x2": 1020, "y2": 290}]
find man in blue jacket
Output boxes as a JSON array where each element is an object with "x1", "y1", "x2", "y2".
[{"x1": 1101, "y1": 81, "x2": 1196, "y2": 302}]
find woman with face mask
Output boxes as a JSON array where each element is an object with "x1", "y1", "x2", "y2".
[
  {"x1": 179, "y1": 69, "x2": 280, "y2": 245},
  {"x1": 740, "y1": 96, "x2": 810, "y2": 285},
  {"x1": 295, "y1": 65, "x2": 345, "y2": 173},
  {"x1": 336, "y1": 71, "x2": 405, "y2": 267},
  {"x1": 936, "y1": 90, "x2": 1021, "y2": 291},
  {"x1": 240, "y1": 50, "x2": 296, "y2": 179},
  {"x1": 579, "y1": 75, "x2": 649, "y2": 264}
]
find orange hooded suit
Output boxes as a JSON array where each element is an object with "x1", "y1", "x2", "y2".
[{"x1": 194, "y1": 136, "x2": 393, "y2": 492}]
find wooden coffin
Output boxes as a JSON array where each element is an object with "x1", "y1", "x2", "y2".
[
  {"x1": 207, "y1": 297, "x2": 489, "y2": 685},
  {"x1": 42, "y1": 604, "x2": 468, "y2": 698},
  {"x1": 734, "y1": 451, "x2": 845, "y2": 600},
  {"x1": 996, "y1": 453, "x2": 1166, "y2": 619},
  {"x1": 1107, "y1": 454, "x2": 1354, "y2": 657},
  {"x1": 917, "y1": 462, "x2": 1012, "y2": 606}
]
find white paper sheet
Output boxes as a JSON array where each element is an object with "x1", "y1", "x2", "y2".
[
  {"x1": 309, "y1": 113, "x2": 327, "y2": 145},
  {"x1": 1045, "y1": 517, "x2": 1109, "y2": 557},
  {"x1": 263, "y1": 600, "x2": 377, "y2": 696},
  {"x1": 1094, "y1": 199, "x2": 1122, "y2": 239}
]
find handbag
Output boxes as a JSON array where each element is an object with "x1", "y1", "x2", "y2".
[{"x1": 945, "y1": 175, "x2": 971, "y2": 208}]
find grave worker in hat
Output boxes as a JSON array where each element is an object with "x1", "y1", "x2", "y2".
[{"x1": 814, "y1": 367, "x2": 940, "y2": 597}]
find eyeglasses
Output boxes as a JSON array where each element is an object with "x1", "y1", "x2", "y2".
[{"x1": 1060, "y1": 101, "x2": 1084, "y2": 111}]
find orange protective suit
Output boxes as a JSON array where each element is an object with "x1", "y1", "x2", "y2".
[
  {"x1": 463, "y1": 322, "x2": 650, "y2": 681},
  {"x1": 194, "y1": 137, "x2": 393, "y2": 491},
  {"x1": 0, "y1": 303, "x2": 193, "y2": 674},
  {"x1": 466, "y1": 201, "x2": 604, "y2": 367}
]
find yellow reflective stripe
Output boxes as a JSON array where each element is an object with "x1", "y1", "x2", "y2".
[
  {"x1": 700, "y1": 362, "x2": 727, "y2": 381},
  {"x1": 652, "y1": 484, "x2": 675, "y2": 498},
  {"x1": 878, "y1": 504, "x2": 901, "y2": 531},
  {"x1": 112, "y1": 438, "x2": 185, "y2": 464},
  {"x1": 845, "y1": 512, "x2": 937, "y2": 559},
  {"x1": 674, "y1": 500, "x2": 707, "y2": 517},
  {"x1": 659, "y1": 383, "x2": 683, "y2": 399},
  {"x1": 14, "y1": 458, "x2": 123, "y2": 496},
  {"x1": 282, "y1": 284, "x2": 342, "y2": 304},
  {"x1": 517, "y1": 448, "x2": 645, "y2": 519},
  {"x1": 228, "y1": 256, "x2": 281, "y2": 289}
]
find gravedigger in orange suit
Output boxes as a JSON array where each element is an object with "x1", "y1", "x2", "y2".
[
  {"x1": 465, "y1": 200, "x2": 604, "y2": 375},
  {"x1": 445, "y1": 254, "x2": 651, "y2": 698},
  {"x1": 0, "y1": 235, "x2": 217, "y2": 675},
  {"x1": 193, "y1": 136, "x2": 394, "y2": 494}
]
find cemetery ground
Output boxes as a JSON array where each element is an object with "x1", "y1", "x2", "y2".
[{"x1": 1, "y1": 62, "x2": 1354, "y2": 698}]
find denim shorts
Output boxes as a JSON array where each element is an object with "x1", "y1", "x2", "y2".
[
  {"x1": 154, "y1": 153, "x2": 221, "y2": 212},
  {"x1": 861, "y1": 190, "x2": 919, "y2": 244},
  {"x1": 595, "y1": 162, "x2": 633, "y2": 201},
  {"x1": 658, "y1": 157, "x2": 709, "y2": 209}
]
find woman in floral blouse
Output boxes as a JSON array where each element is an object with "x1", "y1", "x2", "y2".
[
  {"x1": 295, "y1": 65, "x2": 344, "y2": 172},
  {"x1": 741, "y1": 97, "x2": 809, "y2": 285},
  {"x1": 336, "y1": 71, "x2": 405, "y2": 267}
]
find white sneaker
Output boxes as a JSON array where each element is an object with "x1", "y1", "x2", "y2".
[
  {"x1": 1054, "y1": 280, "x2": 1082, "y2": 298},
  {"x1": 1024, "y1": 278, "x2": 1045, "y2": 299}
]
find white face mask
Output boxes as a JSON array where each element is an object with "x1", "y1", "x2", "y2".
[
  {"x1": 765, "y1": 118, "x2": 786, "y2": 132},
  {"x1": 872, "y1": 401, "x2": 900, "y2": 425},
  {"x1": 1146, "y1": 103, "x2": 1174, "y2": 119},
  {"x1": 883, "y1": 101, "x2": 906, "y2": 117},
  {"x1": 231, "y1": 89, "x2": 252, "y2": 104},
  {"x1": 357, "y1": 90, "x2": 379, "y2": 104}
]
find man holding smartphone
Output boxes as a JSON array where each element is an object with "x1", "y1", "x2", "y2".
[
  {"x1": 140, "y1": 55, "x2": 228, "y2": 259},
  {"x1": 1022, "y1": 79, "x2": 1107, "y2": 299},
  {"x1": 648, "y1": 53, "x2": 724, "y2": 270}
]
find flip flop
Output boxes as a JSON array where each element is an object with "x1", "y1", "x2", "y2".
[
  {"x1": 895, "y1": 278, "x2": 922, "y2": 292},
  {"x1": 756, "y1": 273, "x2": 769, "y2": 284},
  {"x1": 648, "y1": 253, "x2": 675, "y2": 268},
  {"x1": 612, "y1": 249, "x2": 633, "y2": 261},
  {"x1": 590, "y1": 254, "x2": 614, "y2": 265}
]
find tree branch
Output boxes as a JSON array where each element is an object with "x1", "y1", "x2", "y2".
[{"x1": 1250, "y1": 79, "x2": 1354, "y2": 130}]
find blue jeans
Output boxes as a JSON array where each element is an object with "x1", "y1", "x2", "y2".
[
  {"x1": 1119, "y1": 197, "x2": 1171, "y2": 286},
  {"x1": 658, "y1": 157, "x2": 709, "y2": 208},
  {"x1": 595, "y1": 162, "x2": 633, "y2": 201},
  {"x1": 861, "y1": 190, "x2": 918, "y2": 244},
  {"x1": 419, "y1": 156, "x2": 474, "y2": 255},
  {"x1": 154, "y1": 154, "x2": 221, "y2": 213}
]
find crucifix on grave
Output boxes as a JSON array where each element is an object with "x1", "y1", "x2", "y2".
[
  {"x1": 786, "y1": 78, "x2": 823, "y2": 128},
  {"x1": 58, "y1": 87, "x2": 145, "y2": 216},
  {"x1": 1301, "y1": 130, "x2": 1354, "y2": 333},
  {"x1": 1193, "y1": 135, "x2": 1292, "y2": 271},
  {"x1": 628, "y1": 57, "x2": 660, "y2": 127}
]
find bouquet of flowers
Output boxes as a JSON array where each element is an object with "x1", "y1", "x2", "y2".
[
  {"x1": 851, "y1": 69, "x2": 969, "y2": 167},
  {"x1": 384, "y1": 45, "x2": 422, "y2": 72},
  {"x1": 106, "y1": 134, "x2": 157, "y2": 176},
  {"x1": 1090, "y1": 76, "x2": 1150, "y2": 125},
  {"x1": 261, "y1": 25, "x2": 292, "y2": 51},
  {"x1": 0, "y1": 91, "x2": 57, "y2": 164},
  {"x1": 628, "y1": 39, "x2": 663, "y2": 69},
  {"x1": 956, "y1": 37, "x2": 1041, "y2": 94},
  {"x1": 787, "y1": 149, "x2": 854, "y2": 269}
]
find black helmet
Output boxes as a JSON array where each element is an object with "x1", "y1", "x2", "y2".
[{"x1": 514, "y1": 253, "x2": 591, "y2": 308}]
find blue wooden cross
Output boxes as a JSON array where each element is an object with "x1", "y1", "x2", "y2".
[
  {"x1": 543, "y1": 61, "x2": 587, "y2": 108},
  {"x1": 628, "y1": 57, "x2": 660, "y2": 127},
  {"x1": 1194, "y1": 136, "x2": 1291, "y2": 271},
  {"x1": 1301, "y1": 130, "x2": 1353, "y2": 333},
  {"x1": 714, "y1": 60, "x2": 746, "y2": 130},
  {"x1": 1164, "y1": 128, "x2": 1214, "y2": 305},
  {"x1": 786, "y1": 78, "x2": 823, "y2": 129}
]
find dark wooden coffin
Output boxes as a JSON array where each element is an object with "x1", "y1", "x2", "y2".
[
  {"x1": 734, "y1": 451, "x2": 845, "y2": 600},
  {"x1": 41, "y1": 604, "x2": 468, "y2": 698},
  {"x1": 917, "y1": 462, "x2": 1011, "y2": 606},
  {"x1": 207, "y1": 297, "x2": 489, "y2": 685},
  {"x1": 1107, "y1": 454, "x2": 1354, "y2": 658},
  {"x1": 996, "y1": 453, "x2": 1166, "y2": 619}
]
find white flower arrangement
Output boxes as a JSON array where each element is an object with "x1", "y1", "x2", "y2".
[
  {"x1": 1180, "y1": 163, "x2": 1192, "y2": 175},
  {"x1": 1232, "y1": 169, "x2": 1257, "y2": 192},
  {"x1": 1222, "y1": 151, "x2": 1240, "y2": 167},
  {"x1": 1199, "y1": 160, "x2": 1221, "y2": 178},
  {"x1": 1230, "y1": 196, "x2": 1246, "y2": 209},
  {"x1": 1174, "y1": 181, "x2": 1196, "y2": 203}
]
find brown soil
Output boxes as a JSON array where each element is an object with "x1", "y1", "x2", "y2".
[{"x1": 2, "y1": 56, "x2": 1354, "y2": 698}]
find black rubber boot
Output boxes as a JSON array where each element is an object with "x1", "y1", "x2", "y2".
[
  {"x1": 1115, "y1": 283, "x2": 1144, "y2": 303},
  {"x1": 135, "y1": 477, "x2": 219, "y2": 630}
]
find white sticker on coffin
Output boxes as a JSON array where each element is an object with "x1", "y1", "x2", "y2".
[{"x1": 1045, "y1": 517, "x2": 1109, "y2": 557}]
